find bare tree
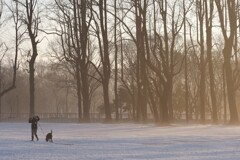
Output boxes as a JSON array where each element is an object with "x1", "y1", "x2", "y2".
[
  {"x1": 183, "y1": 0, "x2": 194, "y2": 122},
  {"x1": 20, "y1": 0, "x2": 40, "y2": 117},
  {"x1": 76, "y1": 0, "x2": 93, "y2": 121},
  {"x1": 52, "y1": 0, "x2": 93, "y2": 121},
  {"x1": 0, "y1": 0, "x2": 2, "y2": 19},
  {"x1": 183, "y1": 0, "x2": 189, "y2": 122},
  {"x1": 196, "y1": 0, "x2": 207, "y2": 123},
  {"x1": 205, "y1": 0, "x2": 217, "y2": 123},
  {"x1": 132, "y1": 0, "x2": 148, "y2": 122},
  {"x1": 0, "y1": 0, "x2": 22, "y2": 119},
  {"x1": 96, "y1": 0, "x2": 112, "y2": 121},
  {"x1": 114, "y1": 0, "x2": 119, "y2": 121},
  {"x1": 215, "y1": 0, "x2": 239, "y2": 123}
]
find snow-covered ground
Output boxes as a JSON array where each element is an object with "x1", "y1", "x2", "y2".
[{"x1": 1, "y1": 122, "x2": 240, "y2": 160}]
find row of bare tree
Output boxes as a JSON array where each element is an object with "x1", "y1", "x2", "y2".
[{"x1": 1, "y1": 0, "x2": 240, "y2": 124}]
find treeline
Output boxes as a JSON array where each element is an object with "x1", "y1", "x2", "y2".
[{"x1": 0, "y1": 0, "x2": 240, "y2": 124}]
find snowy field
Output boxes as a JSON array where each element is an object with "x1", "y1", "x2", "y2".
[{"x1": 1, "y1": 122, "x2": 240, "y2": 160}]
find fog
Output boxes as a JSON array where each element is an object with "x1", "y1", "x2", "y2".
[{"x1": 1, "y1": 0, "x2": 240, "y2": 124}]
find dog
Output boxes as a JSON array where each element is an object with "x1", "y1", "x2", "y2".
[{"x1": 46, "y1": 130, "x2": 53, "y2": 142}]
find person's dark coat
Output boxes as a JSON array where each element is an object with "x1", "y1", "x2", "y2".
[
  {"x1": 29, "y1": 115, "x2": 40, "y2": 141},
  {"x1": 31, "y1": 118, "x2": 38, "y2": 129}
]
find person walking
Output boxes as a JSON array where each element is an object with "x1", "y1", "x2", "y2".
[{"x1": 29, "y1": 115, "x2": 40, "y2": 141}]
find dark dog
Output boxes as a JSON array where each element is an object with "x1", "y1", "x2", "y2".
[{"x1": 46, "y1": 130, "x2": 53, "y2": 142}]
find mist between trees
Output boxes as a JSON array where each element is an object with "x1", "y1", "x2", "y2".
[{"x1": 0, "y1": 0, "x2": 240, "y2": 124}]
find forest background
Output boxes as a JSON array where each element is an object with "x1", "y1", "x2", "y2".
[{"x1": 0, "y1": 0, "x2": 239, "y2": 124}]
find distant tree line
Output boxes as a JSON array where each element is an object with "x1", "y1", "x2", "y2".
[{"x1": 1, "y1": 0, "x2": 240, "y2": 124}]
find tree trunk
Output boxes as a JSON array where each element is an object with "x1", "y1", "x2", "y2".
[
  {"x1": 183, "y1": 0, "x2": 189, "y2": 122},
  {"x1": 114, "y1": 0, "x2": 119, "y2": 121},
  {"x1": 76, "y1": 63, "x2": 82, "y2": 121},
  {"x1": 205, "y1": 0, "x2": 217, "y2": 123},
  {"x1": 80, "y1": 0, "x2": 91, "y2": 122},
  {"x1": 29, "y1": 38, "x2": 38, "y2": 117},
  {"x1": 223, "y1": 43, "x2": 238, "y2": 123},
  {"x1": 198, "y1": 0, "x2": 206, "y2": 123},
  {"x1": 223, "y1": 64, "x2": 227, "y2": 123},
  {"x1": 81, "y1": 66, "x2": 89, "y2": 121},
  {"x1": 215, "y1": 0, "x2": 239, "y2": 123},
  {"x1": 162, "y1": 0, "x2": 170, "y2": 124},
  {"x1": 29, "y1": 60, "x2": 36, "y2": 117},
  {"x1": 99, "y1": 0, "x2": 111, "y2": 122},
  {"x1": 135, "y1": 0, "x2": 142, "y2": 122},
  {"x1": 103, "y1": 80, "x2": 111, "y2": 121},
  {"x1": 161, "y1": 86, "x2": 170, "y2": 123},
  {"x1": 20, "y1": 0, "x2": 40, "y2": 117},
  {"x1": 168, "y1": 77, "x2": 173, "y2": 121},
  {"x1": 148, "y1": 87, "x2": 159, "y2": 122}
]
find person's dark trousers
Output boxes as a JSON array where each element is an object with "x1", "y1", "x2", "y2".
[{"x1": 31, "y1": 128, "x2": 39, "y2": 141}]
